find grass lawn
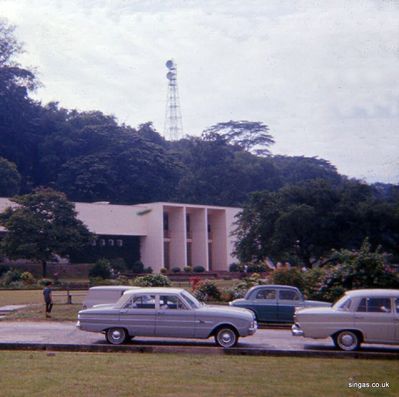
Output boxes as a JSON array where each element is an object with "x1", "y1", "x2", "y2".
[
  {"x1": 0, "y1": 352, "x2": 397, "y2": 397},
  {"x1": 0, "y1": 290, "x2": 85, "y2": 321},
  {"x1": 0, "y1": 287, "x2": 229, "y2": 321}
]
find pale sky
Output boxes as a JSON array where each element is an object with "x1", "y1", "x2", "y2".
[{"x1": 1, "y1": 0, "x2": 398, "y2": 183}]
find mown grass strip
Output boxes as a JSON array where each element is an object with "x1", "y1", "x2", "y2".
[{"x1": 0, "y1": 351, "x2": 398, "y2": 397}]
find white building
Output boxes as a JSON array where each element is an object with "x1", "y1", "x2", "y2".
[{"x1": 0, "y1": 198, "x2": 241, "y2": 272}]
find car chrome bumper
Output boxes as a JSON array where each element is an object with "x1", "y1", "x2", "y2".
[
  {"x1": 76, "y1": 321, "x2": 81, "y2": 329},
  {"x1": 247, "y1": 320, "x2": 258, "y2": 335},
  {"x1": 291, "y1": 323, "x2": 304, "y2": 337}
]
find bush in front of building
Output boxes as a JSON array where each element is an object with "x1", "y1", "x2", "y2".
[
  {"x1": 0, "y1": 265, "x2": 10, "y2": 277},
  {"x1": 223, "y1": 273, "x2": 265, "y2": 300},
  {"x1": 193, "y1": 280, "x2": 221, "y2": 302},
  {"x1": 171, "y1": 267, "x2": 181, "y2": 273},
  {"x1": 20, "y1": 271, "x2": 35, "y2": 285},
  {"x1": 229, "y1": 263, "x2": 242, "y2": 272},
  {"x1": 89, "y1": 259, "x2": 112, "y2": 279},
  {"x1": 270, "y1": 267, "x2": 306, "y2": 291},
  {"x1": 128, "y1": 260, "x2": 144, "y2": 274},
  {"x1": 183, "y1": 266, "x2": 192, "y2": 273},
  {"x1": 193, "y1": 265, "x2": 205, "y2": 273},
  {"x1": 110, "y1": 258, "x2": 127, "y2": 273},
  {"x1": 247, "y1": 263, "x2": 267, "y2": 273},
  {"x1": 133, "y1": 273, "x2": 171, "y2": 287},
  {"x1": 1, "y1": 268, "x2": 22, "y2": 286},
  {"x1": 160, "y1": 268, "x2": 168, "y2": 274}
]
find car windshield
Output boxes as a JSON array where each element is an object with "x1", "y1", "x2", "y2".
[
  {"x1": 181, "y1": 291, "x2": 201, "y2": 309},
  {"x1": 333, "y1": 295, "x2": 352, "y2": 311}
]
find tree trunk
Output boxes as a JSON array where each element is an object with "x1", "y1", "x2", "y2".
[{"x1": 42, "y1": 260, "x2": 47, "y2": 278}]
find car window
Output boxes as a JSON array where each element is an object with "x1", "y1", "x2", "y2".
[
  {"x1": 336, "y1": 297, "x2": 352, "y2": 311},
  {"x1": 279, "y1": 290, "x2": 300, "y2": 301},
  {"x1": 124, "y1": 294, "x2": 155, "y2": 309},
  {"x1": 181, "y1": 291, "x2": 201, "y2": 309},
  {"x1": 160, "y1": 295, "x2": 187, "y2": 310},
  {"x1": 255, "y1": 289, "x2": 276, "y2": 300},
  {"x1": 357, "y1": 297, "x2": 392, "y2": 313}
]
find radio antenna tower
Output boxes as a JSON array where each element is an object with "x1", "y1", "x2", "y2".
[{"x1": 164, "y1": 59, "x2": 183, "y2": 140}]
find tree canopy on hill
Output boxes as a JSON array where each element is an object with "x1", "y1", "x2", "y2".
[{"x1": 0, "y1": 18, "x2": 351, "y2": 207}]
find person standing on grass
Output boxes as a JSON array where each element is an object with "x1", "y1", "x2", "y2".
[{"x1": 43, "y1": 281, "x2": 53, "y2": 318}]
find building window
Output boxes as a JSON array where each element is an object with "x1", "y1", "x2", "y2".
[
  {"x1": 164, "y1": 241, "x2": 170, "y2": 269},
  {"x1": 116, "y1": 239, "x2": 123, "y2": 247},
  {"x1": 90, "y1": 239, "x2": 97, "y2": 247},
  {"x1": 108, "y1": 239, "x2": 114, "y2": 246},
  {"x1": 100, "y1": 239, "x2": 106, "y2": 247},
  {"x1": 187, "y1": 242, "x2": 192, "y2": 266},
  {"x1": 207, "y1": 223, "x2": 212, "y2": 240},
  {"x1": 186, "y1": 214, "x2": 191, "y2": 233},
  {"x1": 163, "y1": 212, "x2": 170, "y2": 238},
  {"x1": 208, "y1": 242, "x2": 213, "y2": 270}
]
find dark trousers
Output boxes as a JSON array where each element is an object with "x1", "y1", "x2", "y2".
[{"x1": 45, "y1": 301, "x2": 53, "y2": 313}]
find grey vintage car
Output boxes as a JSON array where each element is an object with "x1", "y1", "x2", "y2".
[
  {"x1": 292, "y1": 289, "x2": 399, "y2": 351},
  {"x1": 77, "y1": 287, "x2": 257, "y2": 348}
]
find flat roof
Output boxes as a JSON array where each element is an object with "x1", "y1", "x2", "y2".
[{"x1": 0, "y1": 198, "x2": 242, "y2": 236}]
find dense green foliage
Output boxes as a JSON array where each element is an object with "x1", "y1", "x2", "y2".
[
  {"x1": 268, "y1": 242, "x2": 399, "y2": 302},
  {"x1": 89, "y1": 258, "x2": 112, "y2": 279},
  {"x1": 235, "y1": 180, "x2": 399, "y2": 267},
  {"x1": 0, "y1": 157, "x2": 21, "y2": 196},
  {"x1": 133, "y1": 273, "x2": 171, "y2": 287},
  {"x1": 192, "y1": 279, "x2": 221, "y2": 302},
  {"x1": 0, "y1": 188, "x2": 92, "y2": 276}
]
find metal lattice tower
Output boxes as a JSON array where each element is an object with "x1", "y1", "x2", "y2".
[{"x1": 164, "y1": 59, "x2": 183, "y2": 140}]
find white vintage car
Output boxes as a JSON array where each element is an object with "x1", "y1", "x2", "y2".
[{"x1": 292, "y1": 289, "x2": 399, "y2": 351}]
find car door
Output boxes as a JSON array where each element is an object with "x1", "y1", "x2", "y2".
[
  {"x1": 277, "y1": 289, "x2": 302, "y2": 322},
  {"x1": 156, "y1": 294, "x2": 196, "y2": 338},
  {"x1": 354, "y1": 296, "x2": 395, "y2": 343},
  {"x1": 119, "y1": 293, "x2": 156, "y2": 336},
  {"x1": 249, "y1": 288, "x2": 278, "y2": 322}
]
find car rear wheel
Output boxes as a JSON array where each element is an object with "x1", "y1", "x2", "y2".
[
  {"x1": 106, "y1": 328, "x2": 128, "y2": 345},
  {"x1": 333, "y1": 330, "x2": 361, "y2": 351},
  {"x1": 215, "y1": 327, "x2": 238, "y2": 348}
]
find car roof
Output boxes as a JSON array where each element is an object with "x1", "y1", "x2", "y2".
[
  {"x1": 344, "y1": 289, "x2": 399, "y2": 297},
  {"x1": 89, "y1": 286, "x2": 138, "y2": 291},
  {"x1": 249, "y1": 284, "x2": 300, "y2": 290},
  {"x1": 123, "y1": 287, "x2": 185, "y2": 295}
]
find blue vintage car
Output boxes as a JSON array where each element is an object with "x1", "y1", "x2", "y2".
[{"x1": 229, "y1": 285, "x2": 330, "y2": 323}]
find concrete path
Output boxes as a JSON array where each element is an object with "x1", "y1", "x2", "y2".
[{"x1": 0, "y1": 321, "x2": 398, "y2": 357}]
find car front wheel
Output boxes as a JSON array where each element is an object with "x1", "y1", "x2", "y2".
[
  {"x1": 333, "y1": 330, "x2": 361, "y2": 351},
  {"x1": 215, "y1": 327, "x2": 238, "y2": 348},
  {"x1": 106, "y1": 328, "x2": 128, "y2": 345}
]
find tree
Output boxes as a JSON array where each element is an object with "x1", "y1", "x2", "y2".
[
  {"x1": 234, "y1": 179, "x2": 399, "y2": 268},
  {"x1": 0, "y1": 19, "x2": 41, "y2": 192},
  {"x1": 0, "y1": 157, "x2": 21, "y2": 196},
  {"x1": 202, "y1": 120, "x2": 274, "y2": 156},
  {"x1": 0, "y1": 188, "x2": 92, "y2": 277},
  {"x1": 172, "y1": 136, "x2": 280, "y2": 206}
]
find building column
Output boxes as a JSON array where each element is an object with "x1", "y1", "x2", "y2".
[
  {"x1": 190, "y1": 208, "x2": 208, "y2": 270},
  {"x1": 168, "y1": 206, "x2": 186, "y2": 269}
]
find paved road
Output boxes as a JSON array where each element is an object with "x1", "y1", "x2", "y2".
[{"x1": 0, "y1": 321, "x2": 398, "y2": 353}]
